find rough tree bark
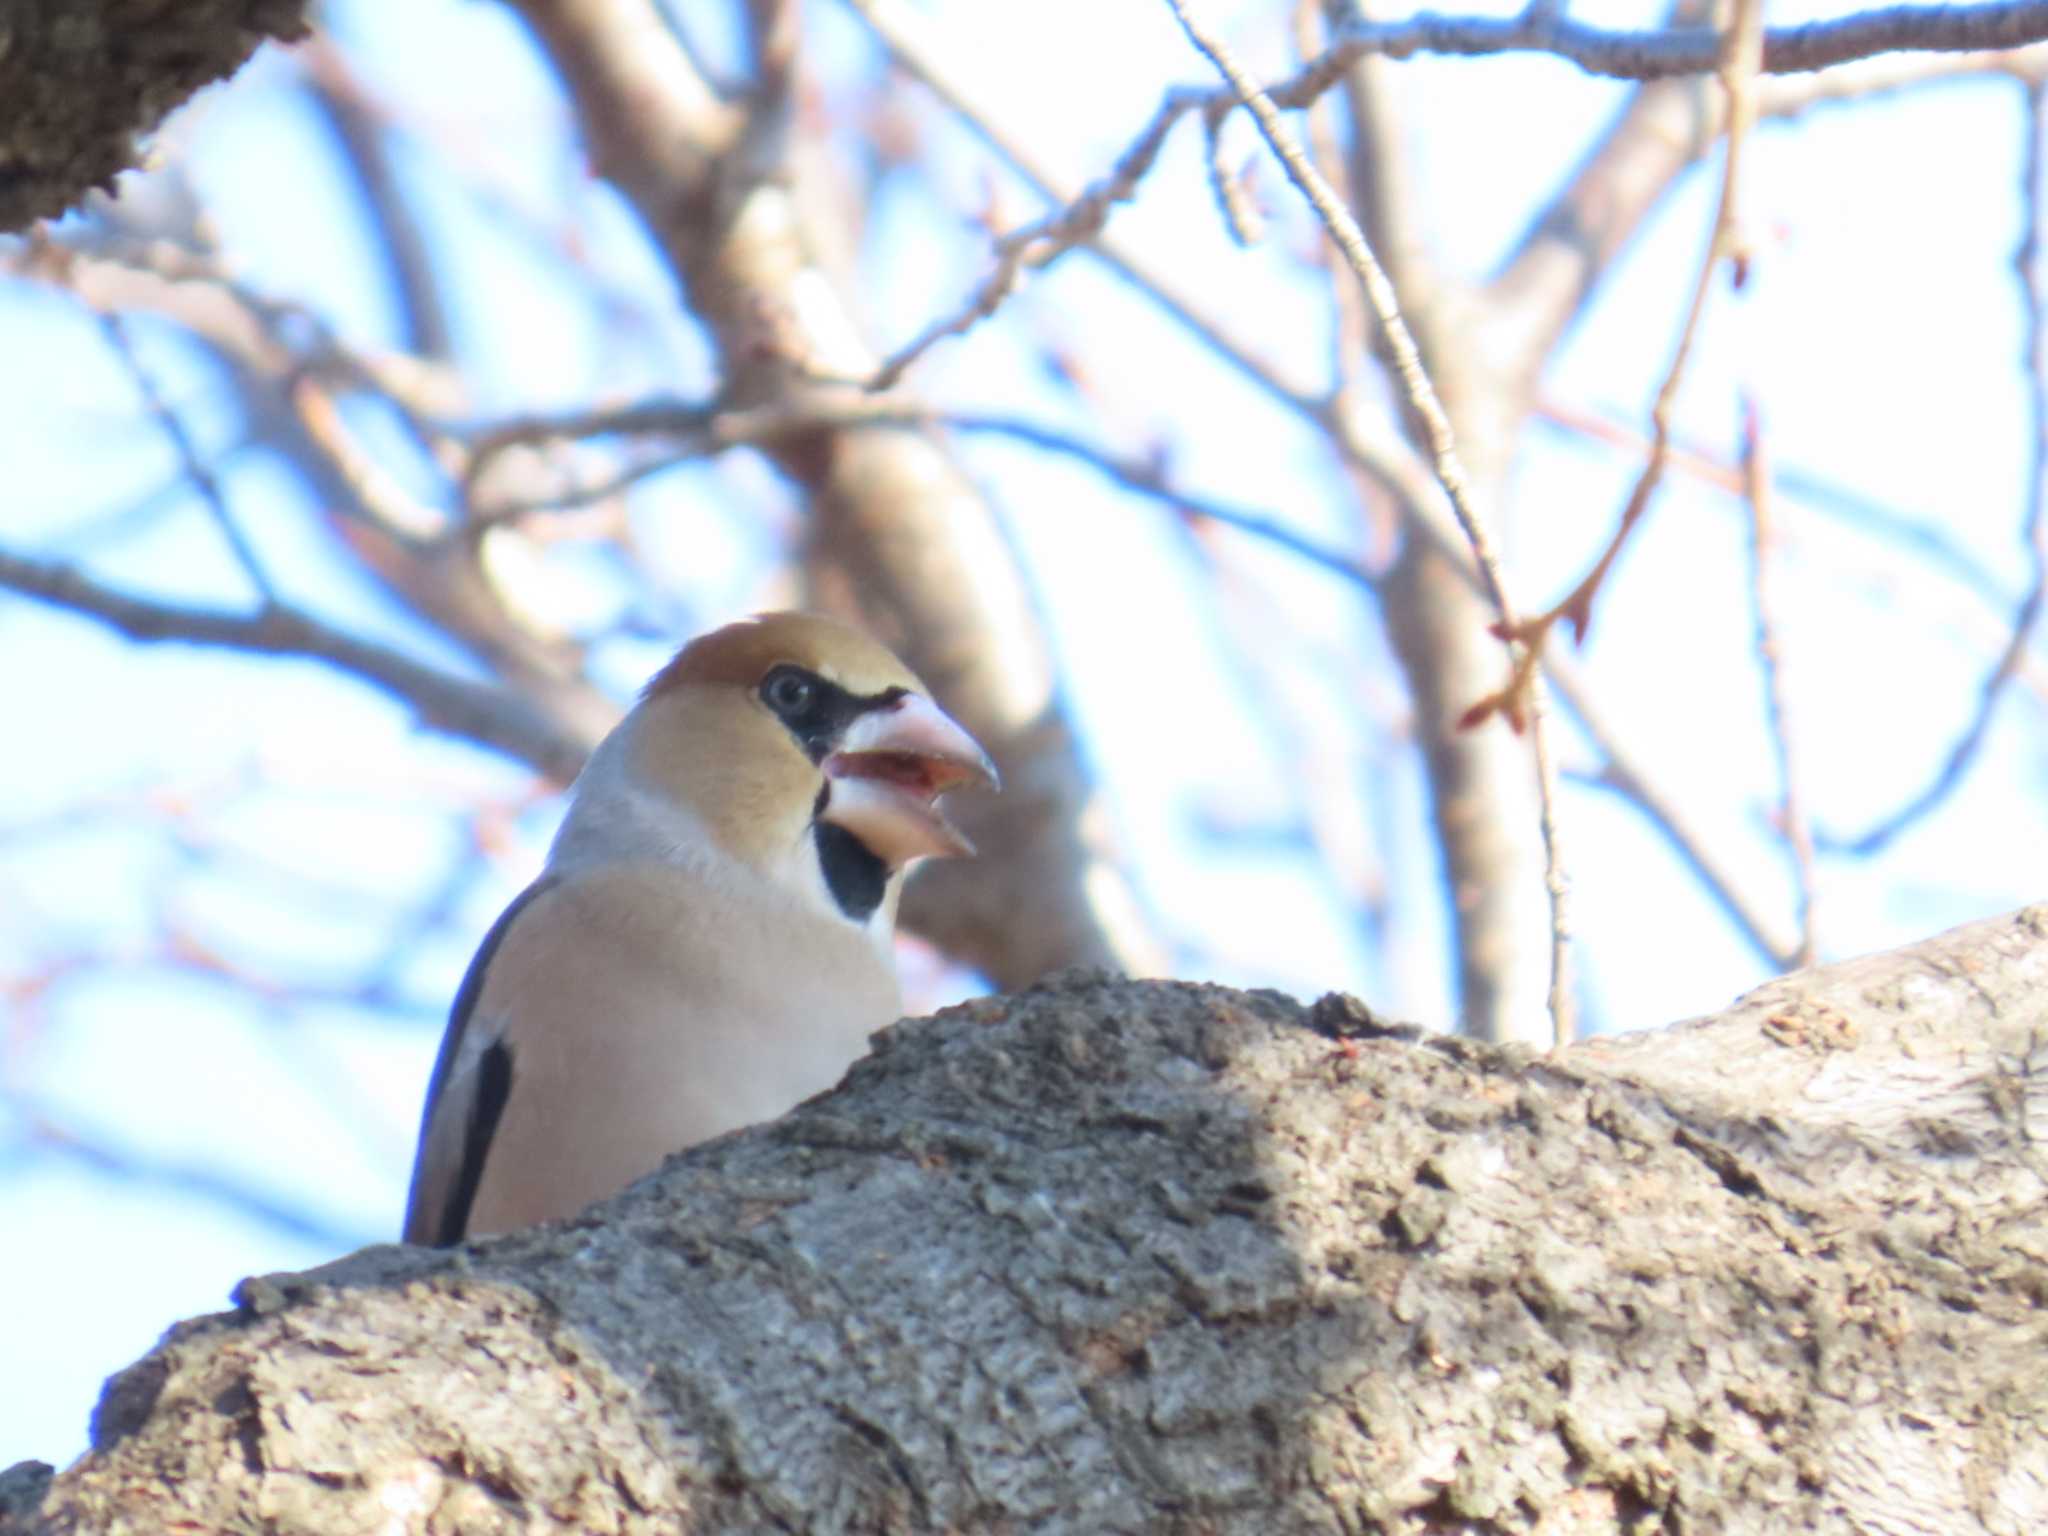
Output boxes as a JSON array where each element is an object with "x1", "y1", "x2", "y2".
[
  {"x1": 0, "y1": 1, "x2": 309, "y2": 233},
  {"x1": 8, "y1": 905, "x2": 2047, "y2": 1534}
]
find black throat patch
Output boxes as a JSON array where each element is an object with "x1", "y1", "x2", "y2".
[{"x1": 814, "y1": 814, "x2": 889, "y2": 924}]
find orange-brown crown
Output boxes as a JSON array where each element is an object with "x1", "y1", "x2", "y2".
[{"x1": 642, "y1": 612, "x2": 927, "y2": 701}]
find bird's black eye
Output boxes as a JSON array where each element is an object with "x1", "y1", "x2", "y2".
[{"x1": 761, "y1": 666, "x2": 821, "y2": 722}]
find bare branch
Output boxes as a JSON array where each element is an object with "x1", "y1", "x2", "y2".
[
  {"x1": 1493, "y1": 36, "x2": 2044, "y2": 389},
  {"x1": 469, "y1": 395, "x2": 1381, "y2": 587},
  {"x1": 1316, "y1": 2, "x2": 2048, "y2": 82},
  {"x1": 865, "y1": 77, "x2": 1217, "y2": 391},
  {"x1": 1741, "y1": 398, "x2": 1819, "y2": 966},
  {"x1": 299, "y1": 38, "x2": 456, "y2": 362},
  {"x1": 1165, "y1": 0, "x2": 1513, "y2": 635},
  {"x1": 1548, "y1": 662, "x2": 1803, "y2": 971},
  {"x1": 7, "y1": 1094, "x2": 369, "y2": 1249},
  {"x1": 1157, "y1": 0, "x2": 1582, "y2": 1041},
  {"x1": 840, "y1": 0, "x2": 1495, "y2": 555},
  {"x1": 1537, "y1": 397, "x2": 2019, "y2": 607},
  {"x1": 94, "y1": 308, "x2": 277, "y2": 606},
  {"x1": 843, "y1": 0, "x2": 1334, "y2": 415},
  {"x1": 863, "y1": 0, "x2": 2046, "y2": 415},
  {"x1": 14, "y1": 227, "x2": 628, "y2": 748},
  {"x1": 0, "y1": 546, "x2": 588, "y2": 782},
  {"x1": 1824, "y1": 79, "x2": 2048, "y2": 855},
  {"x1": 1536, "y1": 0, "x2": 1764, "y2": 649}
]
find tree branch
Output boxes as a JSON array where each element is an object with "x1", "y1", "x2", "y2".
[
  {"x1": 0, "y1": 547, "x2": 587, "y2": 782},
  {"x1": 1166, "y1": 0, "x2": 1577, "y2": 1042},
  {"x1": 1491, "y1": 35, "x2": 2046, "y2": 396},
  {"x1": 505, "y1": 0, "x2": 1165, "y2": 986},
  {"x1": 471, "y1": 389, "x2": 1805, "y2": 980},
  {"x1": 17, "y1": 908, "x2": 2048, "y2": 1531},
  {"x1": 1741, "y1": 399, "x2": 1820, "y2": 964},
  {"x1": 1823, "y1": 78, "x2": 2048, "y2": 855},
  {"x1": 1315, "y1": 2, "x2": 2048, "y2": 82}
]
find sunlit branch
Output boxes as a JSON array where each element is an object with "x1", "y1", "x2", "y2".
[
  {"x1": 1308, "y1": 2, "x2": 2048, "y2": 83},
  {"x1": 1164, "y1": 0, "x2": 1577, "y2": 1043}
]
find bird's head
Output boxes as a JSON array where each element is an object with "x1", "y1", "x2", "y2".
[{"x1": 596, "y1": 612, "x2": 998, "y2": 923}]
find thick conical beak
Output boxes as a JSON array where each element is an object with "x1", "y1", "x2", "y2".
[{"x1": 821, "y1": 694, "x2": 999, "y2": 865}]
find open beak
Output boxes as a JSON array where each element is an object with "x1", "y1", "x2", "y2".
[{"x1": 821, "y1": 693, "x2": 999, "y2": 865}]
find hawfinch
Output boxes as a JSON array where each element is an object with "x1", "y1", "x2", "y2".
[{"x1": 402, "y1": 613, "x2": 997, "y2": 1245}]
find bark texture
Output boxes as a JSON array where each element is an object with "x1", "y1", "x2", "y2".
[
  {"x1": 0, "y1": 0, "x2": 309, "y2": 232},
  {"x1": 10, "y1": 906, "x2": 2048, "y2": 1534}
]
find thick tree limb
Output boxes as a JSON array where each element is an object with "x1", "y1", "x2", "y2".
[{"x1": 12, "y1": 906, "x2": 2048, "y2": 1532}]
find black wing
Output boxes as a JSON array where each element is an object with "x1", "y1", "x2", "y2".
[{"x1": 400, "y1": 878, "x2": 554, "y2": 1245}]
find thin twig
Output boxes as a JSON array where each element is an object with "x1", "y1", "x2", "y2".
[
  {"x1": 1536, "y1": 398, "x2": 2015, "y2": 606},
  {"x1": 96, "y1": 310, "x2": 277, "y2": 606},
  {"x1": 844, "y1": 0, "x2": 1341, "y2": 425},
  {"x1": 847, "y1": 0, "x2": 2017, "y2": 620},
  {"x1": 1201, "y1": 102, "x2": 1266, "y2": 247},
  {"x1": 1740, "y1": 396, "x2": 1818, "y2": 966},
  {"x1": 867, "y1": 79, "x2": 1218, "y2": 390},
  {"x1": 1164, "y1": 0, "x2": 1573, "y2": 1042},
  {"x1": 1164, "y1": 0, "x2": 1512, "y2": 622},
  {"x1": 1529, "y1": 0, "x2": 1766, "y2": 658},
  {"x1": 854, "y1": 0, "x2": 2048, "y2": 392},
  {"x1": 1552, "y1": 668, "x2": 1802, "y2": 970},
  {"x1": 466, "y1": 390, "x2": 1804, "y2": 972},
  {"x1": 471, "y1": 395, "x2": 1384, "y2": 586},
  {"x1": 1824, "y1": 79, "x2": 2048, "y2": 856},
  {"x1": 1294, "y1": 0, "x2": 1378, "y2": 401},
  {"x1": 7, "y1": 1093, "x2": 371, "y2": 1249}
]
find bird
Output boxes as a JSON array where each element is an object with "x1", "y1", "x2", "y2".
[{"x1": 402, "y1": 612, "x2": 998, "y2": 1246}]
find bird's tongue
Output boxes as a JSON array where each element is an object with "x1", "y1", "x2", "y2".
[{"x1": 823, "y1": 753, "x2": 976, "y2": 862}]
